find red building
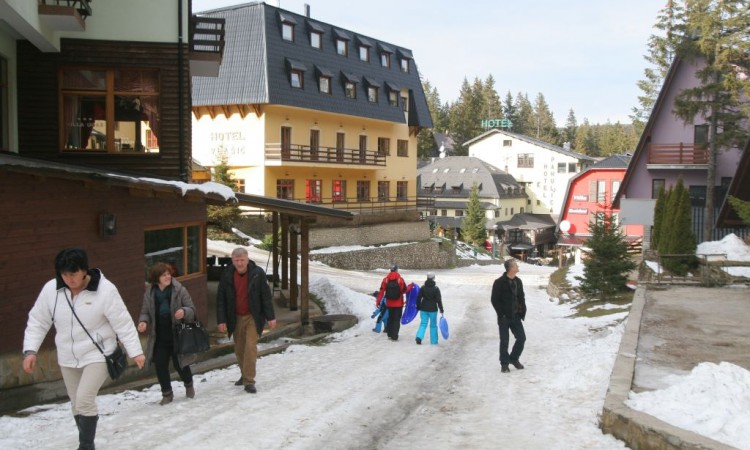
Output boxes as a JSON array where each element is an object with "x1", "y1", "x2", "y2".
[{"x1": 558, "y1": 155, "x2": 643, "y2": 244}]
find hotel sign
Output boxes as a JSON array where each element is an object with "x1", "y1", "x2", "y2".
[
  {"x1": 481, "y1": 118, "x2": 513, "y2": 129},
  {"x1": 568, "y1": 208, "x2": 588, "y2": 214}
]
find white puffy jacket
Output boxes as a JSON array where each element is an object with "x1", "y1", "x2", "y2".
[{"x1": 23, "y1": 269, "x2": 143, "y2": 368}]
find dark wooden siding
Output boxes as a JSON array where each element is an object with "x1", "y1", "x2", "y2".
[
  {"x1": 0, "y1": 171, "x2": 208, "y2": 355},
  {"x1": 16, "y1": 39, "x2": 192, "y2": 180}
]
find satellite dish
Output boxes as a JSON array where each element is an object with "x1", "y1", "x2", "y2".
[{"x1": 559, "y1": 220, "x2": 571, "y2": 233}]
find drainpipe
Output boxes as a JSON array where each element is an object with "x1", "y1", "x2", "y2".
[{"x1": 178, "y1": 0, "x2": 186, "y2": 181}]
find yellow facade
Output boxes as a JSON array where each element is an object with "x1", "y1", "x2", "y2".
[{"x1": 193, "y1": 103, "x2": 418, "y2": 208}]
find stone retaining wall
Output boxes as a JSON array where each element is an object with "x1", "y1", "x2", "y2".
[
  {"x1": 309, "y1": 221, "x2": 431, "y2": 249},
  {"x1": 310, "y1": 239, "x2": 457, "y2": 270}
]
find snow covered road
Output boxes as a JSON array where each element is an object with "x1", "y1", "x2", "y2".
[{"x1": 0, "y1": 263, "x2": 627, "y2": 449}]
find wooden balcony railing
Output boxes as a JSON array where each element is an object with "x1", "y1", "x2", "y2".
[
  {"x1": 266, "y1": 143, "x2": 386, "y2": 167},
  {"x1": 648, "y1": 143, "x2": 708, "y2": 165},
  {"x1": 277, "y1": 196, "x2": 419, "y2": 215}
]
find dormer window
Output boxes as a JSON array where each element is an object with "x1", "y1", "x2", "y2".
[
  {"x1": 337, "y1": 39, "x2": 348, "y2": 56},
  {"x1": 400, "y1": 58, "x2": 409, "y2": 73},
  {"x1": 282, "y1": 22, "x2": 294, "y2": 41},
  {"x1": 319, "y1": 76, "x2": 331, "y2": 94},
  {"x1": 397, "y1": 48, "x2": 413, "y2": 73},
  {"x1": 286, "y1": 58, "x2": 306, "y2": 89},
  {"x1": 345, "y1": 81, "x2": 356, "y2": 98},
  {"x1": 310, "y1": 31, "x2": 322, "y2": 49},
  {"x1": 367, "y1": 86, "x2": 378, "y2": 103},
  {"x1": 359, "y1": 46, "x2": 369, "y2": 62},
  {"x1": 379, "y1": 54, "x2": 389, "y2": 70},
  {"x1": 385, "y1": 81, "x2": 399, "y2": 107}
]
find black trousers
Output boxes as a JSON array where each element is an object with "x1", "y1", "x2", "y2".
[
  {"x1": 498, "y1": 317, "x2": 526, "y2": 365},
  {"x1": 386, "y1": 306, "x2": 403, "y2": 339},
  {"x1": 154, "y1": 316, "x2": 193, "y2": 393}
]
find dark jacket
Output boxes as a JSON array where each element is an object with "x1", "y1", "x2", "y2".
[
  {"x1": 138, "y1": 279, "x2": 197, "y2": 369},
  {"x1": 491, "y1": 273, "x2": 526, "y2": 322},
  {"x1": 416, "y1": 279, "x2": 444, "y2": 313},
  {"x1": 377, "y1": 271, "x2": 407, "y2": 308},
  {"x1": 216, "y1": 261, "x2": 275, "y2": 337}
]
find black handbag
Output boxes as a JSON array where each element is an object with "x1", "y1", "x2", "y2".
[
  {"x1": 175, "y1": 321, "x2": 210, "y2": 355},
  {"x1": 66, "y1": 293, "x2": 128, "y2": 380}
]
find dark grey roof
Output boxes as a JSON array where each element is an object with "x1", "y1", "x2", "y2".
[
  {"x1": 496, "y1": 213, "x2": 556, "y2": 230},
  {"x1": 417, "y1": 156, "x2": 527, "y2": 200},
  {"x1": 464, "y1": 129, "x2": 595, "y2": 161},
  {"x1": 192, "y1": 2, "x2": 433, "y2": 128},
  {"x1": 590, "y1": 154, "x2": 631, "y2": 169}
]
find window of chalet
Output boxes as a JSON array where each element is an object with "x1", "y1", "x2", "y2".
[
  {"x1": 400, "y1": 58, "x2": 409, "y2": 73},
  {"x1": 455, "y1": 210, "x2": 464, "y2": 217},
  {"x1": 359, "y1": 45, "x2": 369, "y2": 62},
  {"x1": 557, "y1": 163, "x2": 566, "y2": 173},
  {"x1": 652, "y1": 179, "x2": 665, "y2": 199},
  {"x1": 503, "y1": 140, "x2": 512, "y2": 147},
  {"x1": 517, "y1": 153, "x2": 534, "y2": 168},
  {"x1": 336, "y1": 132, "x2": 345, "y2": 162},
  {"x1": 345, "y1": 81, "x2": 356, "y2": 99},
  {"x1": 309, "y1": 129, "x2": 320, "y2": 160},
  {"x1": 397, "y1": 139, "x2": 408, "y2": 157},
  {"x1": 277, "y1": 179, "x2": 295, "y2": 200},
  {"x1": 236, "y1": 178, "x2": 246, "y2": 193},
  {"x1": 0, "y1": 56, "x2": 7, "y2": 151},
  {"x1": 380, "y1": 52, "x2": 390, "y2": 68},
  {"x1": 397, "y1": 181, "x2": 407, "y2": 200},
  {"x1": 388, "y1": 90, "x2": 398, "y2": 107},
  {"x1": 378, "y1": 181, "x2": 390, "y2": 201},
  {"x1": 60, "y1": 68, "x2": 160, "y2": 153},
  {"x1": 367, "y1": 86, "x2": 378, "y2": 103},
  {"x1": 282, "y1": 22, "x2": 295, "y2": 42},
  {"x1": 336, "y1": 38, "x2": 348, "y2": 56},
  {"x1": 310, "y1": 31, "x2": 322, "y2": 49},
  {"x1": 356, "y1": 180, "x2": 370, "y2": 202},
  {"x1": 306, "y1": 179, "x2": 322, "y2": 203},
  {"x1": 332, "y1": 179, "x2": 346, "y2": 202},
  {"x1": 377, "y1": 137, "x2": 390, "y2": 157},
  {"x1": 319, "y1": 76, "x2": 331, "y2": 94},
  {"x1": 290, "y1": 70, "x2": 304, "y2": 89},
  {"x1": 144, "y1": 223, "x2": 203, "y2": 279}
]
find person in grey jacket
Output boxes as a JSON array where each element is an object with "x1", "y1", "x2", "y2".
[
  {"x1": 490, "y1": 259, "x2": 527, "y2": 373},
  {"x1": 23, "y1": 248, "x2": 144, "y2": 450},
  {"x1": 216, "y1": 248, "x2": 276, "y2": 394},
  {"x1": 137, "y1": 262, "x2": 198, "y2": 405},
  {"x1": 415, "y1": 272, "x2": 444, "y2": 345}
]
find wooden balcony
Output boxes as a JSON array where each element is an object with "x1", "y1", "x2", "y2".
[
  {"x1": 189, "y1": 16, "x2": 226, "y2": 77},
  {"x1": 38, "y1": 0, "x2": 92, "y2": 32},
  {"x1": 265, "y1": 143, "x2": 386, "y2": 167},
  {"x1": 279, "y1": 195, "x2": 419, "y2": 215},
  {"x1": 647, "y1": 143, "x2": 708, "y2": 168}
]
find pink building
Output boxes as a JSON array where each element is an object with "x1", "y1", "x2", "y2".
[{"x1": 614, "y1": 57, "x2": 745, "y2": 244}]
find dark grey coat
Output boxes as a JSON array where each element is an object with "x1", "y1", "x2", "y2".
[
  {"x1": 138, "y1": 279, "x2": 197, "y2": 369},
  {"x1": 490, "y1": 273, "x2": 527, "y2": 322}
]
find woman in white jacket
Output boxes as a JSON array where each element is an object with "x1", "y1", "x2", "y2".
[{"x1": 22, "y1": 248, "x2": 145, "y2": 450}]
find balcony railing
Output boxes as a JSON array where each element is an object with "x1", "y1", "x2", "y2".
[
  {"x1": 647, "y1": 143, "x2": 708, "y2": 165},
  {"x1": 266, "y1": 143, "x2": 386, "y2": 167},
  {"x1": 38, "y1": 0, "x2": 92, "y2": 31},
  {"x1": 276, "y1": 196, "x2": 420, "y2": 215},
  {"x1": 189, "y1": 16, "x2": 226, "y2": 77}
]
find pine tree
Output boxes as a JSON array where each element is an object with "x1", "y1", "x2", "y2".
[
  {"x1": 503, "y1": 91, "x2": 517, "y2": 130},
  {"x1": 657, "y1": 185, "x2": 675, "y2": 256},
  {"x1": 577, "y1": 212, "x2": 637, "y2": 297},
  {"x1": 661, "y1": 177, "x2": 696, "y2": 275},
  {"x1": 482, "y1": 75, "x2": 503, "y2": 120},
  {"x1": 532, "y1": 93, "x2": 559, "y2": 144},
  {"x1": 651, "y1": 185, "x2": 667, "y2": 250},
  {"x1": 574, "y1": 119, "x2": 597, "y2": 155},
  {"x1": 673, "y1": 0, "x2": 750, "y2": 242},
  {"x1": 461, "y1": 183, "x2": 487, "y2": 246},
  {"x1": 207, "y1": 153, "x2": 241, "y2": 232},
  {"x1": 448, "y1": 78, "x2": 484, "y2": 154},
  {"x1": 727, "y1": 196, "x2": 750, "y2": 226},
  {"x1": 562, "y1": 109, "x2": 577, "y2": 147},
  {"x1": 513, "y1": 92, "x2": 534, "y2": 135},
  {"x1": 632, "y1": 0, "x2": 686, "y2": 125}
]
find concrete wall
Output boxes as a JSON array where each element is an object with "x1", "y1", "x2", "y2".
[{"x1": 310, "y1": 220, "x2": 430, "y2": 248}]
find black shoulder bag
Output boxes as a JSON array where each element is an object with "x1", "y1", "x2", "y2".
[
  {"x1": 174, "y1": 318, "x2": 210, "y2": 355},
  {"x1": 65, "y1": 293, "x2": 127, "y2": 380}
]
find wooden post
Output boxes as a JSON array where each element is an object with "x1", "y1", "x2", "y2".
[
  {"x1": 289, "y1": 220, "x2": 298, "y2": 311},
  {"x1": 281, "y1": 214, "x2": 289, "y2": 290},
  {"x1": 272, "y1": 212, "x2": 279, "y2": 286},
  {"x1": 300, "y1": 220, "x2": 310, "y2": 326}
]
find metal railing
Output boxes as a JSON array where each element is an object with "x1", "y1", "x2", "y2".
[
  {"x1": 190, "y1": 16, "x2": 226, "y2": 56},
  {"x1": 647, "y1": 143, "x2": 708, "y2": 165},
  {"x1": 277, "y1": 195, "x2": 420, "y2": 214},
  {"x1": 266, "y1": 143, "x2": 386, "y2": 167},
  {"x1": 645, "y1": 253, "x2": 750, "y2": 286}
]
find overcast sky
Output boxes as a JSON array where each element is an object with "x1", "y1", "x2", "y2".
[{"x1": 192, "y1": 0, "x2": 664, "y2": 126}]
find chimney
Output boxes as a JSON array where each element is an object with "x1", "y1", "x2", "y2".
[{"x1": 305, "y1": 4, "x2": 310, "y2": 17}]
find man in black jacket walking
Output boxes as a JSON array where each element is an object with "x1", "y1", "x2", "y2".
[
  {"x1": 491, "y1": 259, "x2": 527, "y2": 373},
  {"x1": 217, "y1": 248, "x2": 276, "y2": 393}
]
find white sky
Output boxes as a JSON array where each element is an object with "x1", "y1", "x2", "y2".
[
  {"x1": 3, "y1": 234, "x2": 750, "y2": 448},
  {"x1": 192, "y1": 0, "x2": 664, "y2": 125}
]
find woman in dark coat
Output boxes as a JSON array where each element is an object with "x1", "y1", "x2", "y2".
[
  {"x1": 415, "y1": 272, "x2": 444, "y2": 345},
  {"x1": 137, "y1": 262, "x2": 198, "y2": 405}
]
